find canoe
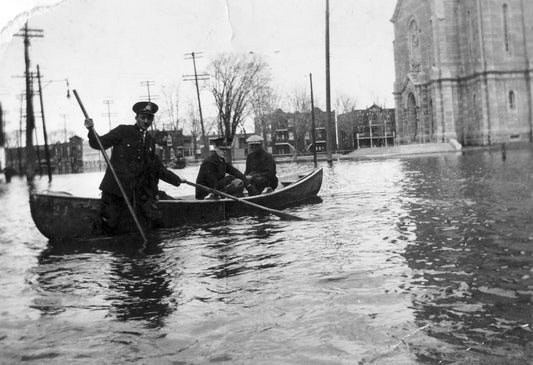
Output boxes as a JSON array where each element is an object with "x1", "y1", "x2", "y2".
[{"x1": 30, "y1": 168, "x2": 323, "y2": 241}]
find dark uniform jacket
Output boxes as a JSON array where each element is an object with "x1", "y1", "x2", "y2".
[
  {"x1": 244, "y1": 149, "x2": 278, "y2": 189},
  {"x1": 88, "y1": 124, "x2": 181, "y2": 200},
  {"x1": 195, "y1": 153, "x2": 246, "y2": 199}
]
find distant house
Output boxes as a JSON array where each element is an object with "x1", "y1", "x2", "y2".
[
  {"x1": 254, "y1": 108, "x2": 334, "y2": 156},
  {"x1": 273, "y1": 128, "x2": 294, "y2": 155},
  {"x1": 150, "y1": 129, "x2": 198, "y2": 163},
  {"x1": 337, "y1": 105, "x2": 396, "y2": 150},
  {"x1": 54, "y1": 136, "x2": 83, "y2": 173}
]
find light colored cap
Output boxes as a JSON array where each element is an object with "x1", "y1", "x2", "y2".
[{"x1": 246, "y1": 135, "x2": 263, "y2": 144}]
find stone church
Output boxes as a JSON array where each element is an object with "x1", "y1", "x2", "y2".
[{"x1": 392, "y1": 0, "x2": 533, "y2": 146}]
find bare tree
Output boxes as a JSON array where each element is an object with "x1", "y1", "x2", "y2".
[
  {"x1": 0, "y1": 103, "x2": 4, "y2": 148},
  {"x1": 204, "y1": 116, "x2": 218, "y2": 136},
  {"x1": 208, "y1": 52, "x2": 272, "y2": 146},
  {"x1": 160, "y1": 84, "x2": 180, "y2": 131},
  {"x1": 335, "y1": 94, "x2": 357, "y2": 114},
  {"x1": 334, "y1": 93, "x2": 358, "y2": 151},
  {"x1": 251, "y1": 85, "x2": 278, "y2": 150},
  {"x1": 285, "y1": 87, "x2": 313, "y2": 156}
]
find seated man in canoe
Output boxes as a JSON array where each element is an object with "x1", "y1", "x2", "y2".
[
  {"x1": 84, "y1": 101, "x2": 184, "y2": 233},
  {"x1": 170, "y1": 150, "x2": 187, "y2": 169},
  {"x1": 244, "y1": 135, "x2": 278, "y2": 195},
  {"x1": 195, "y1": 137, "x2": 248, "y2": 200}
]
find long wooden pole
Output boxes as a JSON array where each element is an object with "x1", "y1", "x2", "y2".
[
  {"x1": 183, "y1": 180, "x2": 304, "y2": 221},
  {"x1": 73, "y1": 90, "x2": 148, "y2": 243}
]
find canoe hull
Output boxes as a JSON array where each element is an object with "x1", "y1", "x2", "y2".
[{"x1": 30, "y1": 168, "x2": 323, "y2": 241}]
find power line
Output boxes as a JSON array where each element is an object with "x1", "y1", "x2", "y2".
[
  {"x1": 102, "y1": 99, "x2": 116, "y2": 131},
  {"x1": 140, "y1": 80, "x2": 159, "y2": 101}
]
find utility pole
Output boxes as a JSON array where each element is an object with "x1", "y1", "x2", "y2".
[
  {"x1": 183, "y1": 51, "x2": 209, "y2": 158},
  {"x1": 140, "y1": 81, "x2": 157, "y2": 102},
  {"x1": 15, "y1": 22, "x2": 43, "y2": 180},
  {"x1": 17, "y1": 94, "x2": 24, "y2": 175},
  {"x1": 140, "y1": 81, "x2": 158, "y2": 130},
  {"x1": 309, "y1": 73, "x2": 318, "y2": 168},
  {"x1": 325, "y1": 0, "x2": 333, "y2": 166},
  {"x1": 102, "y1": 99, "x2": 115, "y2": 131},
  {"x1": 35, "y1": 65, "x2": 52, "y2": 182},
  {"x1": 33, "y1": 120, "x2": 42, "y2": 177}
]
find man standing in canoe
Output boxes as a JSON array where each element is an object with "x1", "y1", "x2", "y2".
[
  {"x1": 195, "y1": 137, "x2": 248, "y2": 199},
  {"x1": 244, "y1": 135, "x2": 278, "y2": 195},
  {"x1": 84, "y1": 101, "x2": 183, "y2": 233}
]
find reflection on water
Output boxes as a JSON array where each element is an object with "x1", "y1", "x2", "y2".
[
  {"x1": 200, "y1": 222, "x2": 285, "y2": 280},
  {"x1": 0, "y1": 148, "x2": 532, "y2": 363},
  {"x1": 395, "y1": 150, "x2": 533, "y2": 363},
  {"x1": 106, "y1": 249, "x2": 177, "y2": 329}
]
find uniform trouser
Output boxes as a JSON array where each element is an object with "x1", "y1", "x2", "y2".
[
  {"x1": 247, "y1": 175, "x2": 273, "y2": 196},
  {"x1": 100, "y1": 191, "x2": 162, "y2": 233},
  {"x1": 223, "y1": 175, "x2": 245, "y2": 197}
]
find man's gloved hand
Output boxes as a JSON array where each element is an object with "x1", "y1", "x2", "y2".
[
  {"x1": 246, "y1": 184, "x2": 258, "y2": 196},
  {"x1": 176, "y1": 177, "x2": 186, "y2": 187},
  {"x1": 84, "y1": 118, "x2": 94, "y2": 129}
]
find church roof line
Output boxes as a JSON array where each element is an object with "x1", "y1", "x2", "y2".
[{"x1": 390, "y1": 0, "x2": 404, "y2": 23}]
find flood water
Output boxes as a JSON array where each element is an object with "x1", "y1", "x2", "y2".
[{"x1": 1, "y1": 146, "x2": 532, "y2": 364}]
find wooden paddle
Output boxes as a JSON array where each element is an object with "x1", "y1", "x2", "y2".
[
  {"x1": 73, "y1": 89, "x2": 148, "y2": 244},
  {"x1": 183, "y1": 180, "x2": 304, "y2": 221}
]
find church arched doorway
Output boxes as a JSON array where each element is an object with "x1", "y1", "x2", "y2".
[{"x1": 405, "y1": 92, "x2": 418, "y2": 143}]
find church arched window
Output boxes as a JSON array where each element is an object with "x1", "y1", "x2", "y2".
[
  {"x1": 509, "y1": 90, "x2": 516, "y2": 109},
  {"x1": 408, "y1": 18, "x2": 420, "y2": 69},
  {"x1": 503, "y1": 4, "x2": 510, "y2": 52}
]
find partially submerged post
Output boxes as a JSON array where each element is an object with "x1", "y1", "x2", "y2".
[
  {"x1": 325, "y1": 0, "x2": 333, "y2": 166},
  {"x1": 36, "y1": 65, "x2": 52, "y2": 182},
  {"x1": 309, "y1": 73, "x2": 318, "y2": 168}
]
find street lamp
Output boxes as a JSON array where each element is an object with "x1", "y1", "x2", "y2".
[{"x1": 43, "y1": 78, "x2": 70, "y2": 98}]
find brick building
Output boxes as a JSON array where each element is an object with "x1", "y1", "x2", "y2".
[
  {"x1": 53, "y1": 136, "x2": 84, "y2": 174},
  {"x1": 392, "y1": 0, "x2": 533, "y2": 146},
  {"x1": 254, "y1": 108, "x2": 332, "y2": 156}
]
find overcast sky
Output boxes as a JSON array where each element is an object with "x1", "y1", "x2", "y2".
[{"x1": 0, "y1": 0, "x2": 397, "y2": 143}]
